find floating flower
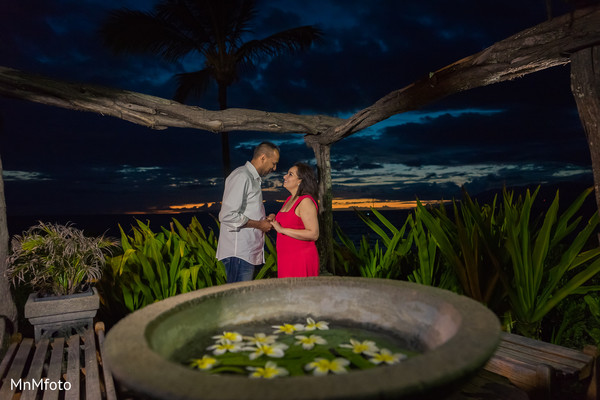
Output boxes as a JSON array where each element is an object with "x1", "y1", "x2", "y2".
[
  {"x1": 212, "y1": 331, "x2": 243, "y2": 344},
  {"x1": 247, "y1": 342, "x2": 289, "y2": 360},
  {"x1": 247, "y1": 361, "x2": 289, "y2": 379},
  {"x1": 304, "y1": 317, "x2": 329, "y2": 331},
  {"x1": 305, "y1": 357, "x2": 350, "y2": 376},
  {"x1": 243, "y1": 333, "x2": 278, "y2": 346},
  {"x1": 294, "y1": 334, "x2": 327, "y2": 350},
  {"x1": 272, "y1": 323, "x2": 304, "y2": 335},
  {"x1": 366, "y1": 348, "x2": 407, "y2": 365},
  {"x1": 189, "y1": 355, "x2": 218, "y2": 370},
  {"x1": 339, "y1": 339, "x2": 379, "y2": 354},
  {"x1": 207, "y1": 342, "x2": 244, "y2": 355}
]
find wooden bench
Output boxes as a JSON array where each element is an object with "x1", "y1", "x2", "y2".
[
  {"x1": 484, "y1": 331, "x2": 599, "y2": 400},
  {"x1": 0, "y1": 322, "x2": 117, "y2": 400}
]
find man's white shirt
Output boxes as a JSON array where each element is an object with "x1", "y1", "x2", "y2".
[{"x1": 216, "y1": 161, "x2": 266, "y2": 265}]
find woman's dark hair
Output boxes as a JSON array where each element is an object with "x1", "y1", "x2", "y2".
[{"x1": 294, "y1": 162, "x2": 318, "y2": 201}]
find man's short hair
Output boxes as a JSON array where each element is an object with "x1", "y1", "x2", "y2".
[{"x1": 253, "y1": 142, "x2": 280, "y2": 159}]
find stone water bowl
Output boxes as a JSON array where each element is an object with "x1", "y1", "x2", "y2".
[{"x1": 104, "y1": 277, "x2": 500, "y2": 400}]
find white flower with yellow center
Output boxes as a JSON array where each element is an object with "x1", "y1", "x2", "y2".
[
  {"x1": 212, "y1": 331, "x2": 243, "y2": 344},
  {"x1": 247, "y1": 361, "x2": 289, "y2": 379},
  {"x1": 294, "y1": 334, "x2": 327, "y2": 350},
  {"x1": 305, "y1": 357, "x2": 350, "y2": 376},
  {"x1": 189, "y1": 355, "x2": 218, "y2": 370},
  {"x1": 272, "y1": 323, "x2": 304, "y2": 335},
  {"x1": 243, "y1": 333, "x2": 278, "y2": 346},
  {"x1": 248, "y1": 342, "x2": 289, "y2": 360},
  {"x1": 366, "y1": 348, "x2": 407, "y2": 365},
  {"x1": 304, "y1": 317, "x2": 329, "y2": 331},
  {"x1": 339, "y1": 339, "x2": 379, "y2": 354},
  {"x1": 207, "y1": 342, "x2": 243, "y2": 355}
]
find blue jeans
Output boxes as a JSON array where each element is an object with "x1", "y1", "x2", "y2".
[{"x1": 222, "y1": 257, "x2": 257, "y2": 283}]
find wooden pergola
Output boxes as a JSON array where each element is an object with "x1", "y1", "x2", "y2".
[{"x1": 0, "y1": 4, "x2": 599, "y2": 330}]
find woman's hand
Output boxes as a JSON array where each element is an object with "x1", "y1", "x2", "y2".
[
  {"x1": 266, "y1": 213, "x2": 276, "y2": 222},
  {"x1": 270, "y1": 219, "x2": 283, "y2": 233}
]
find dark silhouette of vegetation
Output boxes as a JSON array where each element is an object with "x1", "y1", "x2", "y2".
[{"x1": 100, "y1": 0, "x2": 322, "y2": 176}]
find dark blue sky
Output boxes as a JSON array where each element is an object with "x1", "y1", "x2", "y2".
[{"x1": 0, "y1": 0, "x2": 593, "y2": 215}]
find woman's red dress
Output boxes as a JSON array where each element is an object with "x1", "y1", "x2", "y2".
[{"x1": 275, "y1": 195, "x2": 319, "y2": 278}]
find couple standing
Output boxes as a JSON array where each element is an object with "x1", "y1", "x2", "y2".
[{"x1": 215, "y1": 142, "x2": 320, "y2": 283}]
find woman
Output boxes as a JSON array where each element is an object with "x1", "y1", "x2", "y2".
[{"x1": 269, "y1": 162, "x2": 319, "y2": 278}]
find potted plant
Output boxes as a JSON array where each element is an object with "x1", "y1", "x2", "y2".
[{"x1": 6, "y1": 221, "x2": 118, "y2": 340}]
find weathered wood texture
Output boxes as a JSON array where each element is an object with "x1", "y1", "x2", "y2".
[
  {"x1": 484, "y1": 332, "x2": 597, "y2": 400},
  {"x1": 0, "y1": 322, "x2": 117, "y2": 400},
  {"x1": 571, "y1": 45, "x2": 600, "y2": 217},
  {"x1": 0, "y1": 66, "x2": 342, "y2": 136},
  {"x1": 0, "y1": 153, "x2": 17, "y2": 334},
  {"x1": 309, "y1": 142, "x2": 335, "y2": 273}
]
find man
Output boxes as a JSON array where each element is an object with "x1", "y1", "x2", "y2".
[{"x1": 216, "y1": 142, "x2": 280, "y2": 283}]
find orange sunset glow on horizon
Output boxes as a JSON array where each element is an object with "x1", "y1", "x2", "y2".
[
  {"x1": 124, "y1": 198, "x2": 449, "y2": 215},
  {"x1": 331, "y1": 198, "x2": 450, "y2": 210}
]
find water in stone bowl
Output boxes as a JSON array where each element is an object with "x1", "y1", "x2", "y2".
[{"x1": 104, "y1": 277, "x2": 500, "y2": 400}]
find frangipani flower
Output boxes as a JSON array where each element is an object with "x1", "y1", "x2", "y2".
[
  {"x1": 243, "y1": 333, "x2": 278, "y2": 346},
  {"x1": 247, "y1": 342, "x2": 289, "y2": 360},
  {"x1": 212, "y1": 331, "x2": 243, "y2": 343},
  {"x1": 247, "y1": 361, "x2": 289, "y2": 379},
  {"x1": 272, "y1": 323, "x2": 305, "y2": 335},
  {"x1": 366, "y1": 348, "x2": 407, "y2": 365},
  {"x1": 339, "y1": 339, "x2": 379, "y2": 354},
  {"x1": 305, "y1": 357, "x2": 350, "y2": 376},
  {"x1": 305, "y1": 317, "x2": 329, "y2": 331},
  {"x1": 207, "y1": 342, "x2": 244, "y2": 355},
  {"x1": 189, "y1": 355, "x2": 218, "y2": 370},
  {"x1": 294, "y1": 334, "x2": 327, "y2": 350}
]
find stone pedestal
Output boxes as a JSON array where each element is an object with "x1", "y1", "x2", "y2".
[{"x1": 25, "y1": 288, "x2": 99, "y2": 342}]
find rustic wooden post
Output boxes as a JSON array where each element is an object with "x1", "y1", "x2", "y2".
[
  {"x1": 307, "y1": 139, "x2": 335, "y2": 275},
  {"x1": 570, "y1": 45, "x2": 600, "y2": 225},
  {"x1": 0, "y1": 148, "x2": 18, "y2": 340}
]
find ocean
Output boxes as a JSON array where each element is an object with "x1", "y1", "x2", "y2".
[{"x1": 6, "y1": 210, "x2": 413, "y2": 244}]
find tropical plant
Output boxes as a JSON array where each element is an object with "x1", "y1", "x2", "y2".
[
  {"x1": 414, "y1": 192, "x2": 506, "y2": 308},
  {"x1": 502, "y1": 187, "x2": 600, "y2": 338},
  {"x1": 333, "y1": 209, "x2": 412, "y2": 279},
  {"x1": 6, "y1": 222, "x2": 118, "y2": 296},
  {"x1": 255, "y1": 232, "x2": 278, "y2": 279},
  {"x1": 406, "y1": 207, "x2": 458, "y2": 291},
  {"x1": 100, "y1": 0, "x2": 322, "y2": 175},
  {"x1": 106, "y1": 217, "x2": 227, "y2": 312}
]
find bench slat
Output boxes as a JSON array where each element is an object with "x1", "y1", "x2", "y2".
[
  {"x1": 0, "y1": 338, "x2": 33, "y2": 400},
  {"x1": 497, "y1": 333, "x2": 593, "y2": 379},
  {"x1": 495, "y1": 346, "x2": 582, "y2": 376},
  {"x1": 65, "y1": 334, "x2": 81, "y2": 400},
  {"x1": 20, "y1": 338, "x2": 50, "y2": 400},
  {"x1": 501, "y1": 332, "x2": 593, "y2": 365},
  {"x1": 0, "y1": 340, "x2": 20, "y2": 381},
  {"x1": 41, "y1": 337, "x2": 65, "y2": 400},
  {"x1": 84, "y1": 327, "x2": 102, "y2": 400},
  {"x1": 96, "y1": 322, "x2": 118, "y2": 400}
]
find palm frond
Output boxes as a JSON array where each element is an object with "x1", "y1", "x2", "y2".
[
  {"x1": 237, "y1": 26, "x2": 323, "y2": 64},
  {"x1": 99, "y1": 9, "x2": 199, "y2": 62},
  {"x1": 174, "y1": 69, "x2": 213, "y2": 103}
]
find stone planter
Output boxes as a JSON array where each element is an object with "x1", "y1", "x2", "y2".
[
  {"x1": 105, "y1": 277, "x2": 501, "y2": 400},
  {"x1": 25, "y1": 287, "x2": 99, "y2": 341}
]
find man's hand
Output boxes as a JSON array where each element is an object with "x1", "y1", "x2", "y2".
[
  {"x1": 246, "y1": 219, "x2": 272, "y2": 233},
  {"x1": 256, "y1": 219, "x2": 272, "y2": 233}
]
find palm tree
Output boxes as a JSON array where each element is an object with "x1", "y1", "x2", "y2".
[{"x1": 100, "y1": 0, "x2": 322, "y2": 176}]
